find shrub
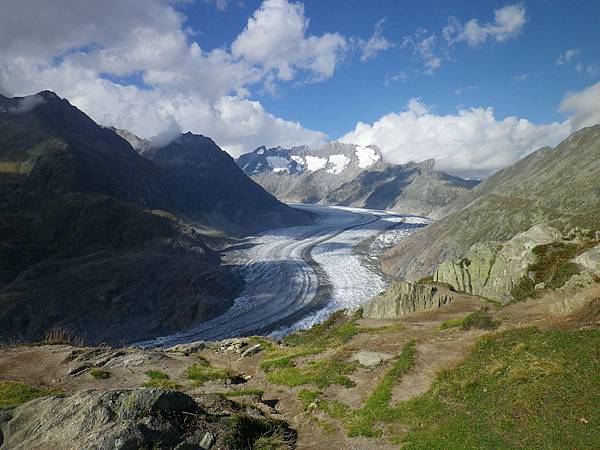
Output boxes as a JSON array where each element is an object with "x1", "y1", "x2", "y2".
[
  {"x1": 90, "y1": 368, "x2": 111, "y2": 379},
  {"x1": 461, "y1": 309, "x2": 499, "y2": 331}
]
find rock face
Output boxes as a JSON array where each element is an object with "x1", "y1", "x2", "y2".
[
  {"x1": 0, "y1": 388, "x2": 292, "y2": 449},
  {"x1": 434, "y1": 226, "x2": 562, "y2": 304},
  {"x1": 362, "y1": 282, "x2": 454, "y2": 319},
  {"x1": 383, "y1": 125, "x2": 600, "y2": 281},
  {"x1": 237, "y1": 144, "x2": 478, "y2": 217}
]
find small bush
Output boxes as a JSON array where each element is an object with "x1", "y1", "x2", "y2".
[
  {"x1": 511, "y1": 275, "x2": 537, "y2": 301},
  {"x1": 222, "y1": 414, "x2": 295, "y2": 450},
  {"x1": 90, "y1": 368, "x2": 111, "y2": 379},
  {"x1": 461, "y1": 309, "x2": 499, "y2": 331}
]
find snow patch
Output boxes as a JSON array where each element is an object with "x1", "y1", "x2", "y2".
[
  {"x1": 305, "y1": 155, "x2": 327, "y2": 171},
  {"x1": 326, "y1": 154, "x2": 350, "y2": 174},
  {"x1": 257, "y1": 148, "x2": 264, "y2": 154},
  {"x1": 355, "y1": 145, "x2": 380, "y2": 169},
  {"x1": 266, "y1": 156, "x2": 291, "y2": 173},
  {"x1": 290, "y1": 155, "x2": 305, "y2": 165}
]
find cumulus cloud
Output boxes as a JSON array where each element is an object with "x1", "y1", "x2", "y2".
[
  {"x1": 0, "y1": 0, "x2": 333, "y2": 154},
  {"x1": 403, "y1": 4, "x2": 525, "y2": 74},
  {"x1": 445, "y1": 4, "x2": 526, "y2": 47},
  {"x1": 340, "y1": 98, "x2": 572, "y2": 177},
  {"x1": 560, "y1": 81, "x2": 600, "y2": 129},
  {"x1": 231, "y1": 0, "x2": 347, "y2": 83},
  {"x1": 356, "y1": 19, "x2": 393, "y2": 62}
]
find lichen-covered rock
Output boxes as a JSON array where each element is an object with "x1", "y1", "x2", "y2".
[
  {"x1": 434, "y1": 226, "x2": 562, "y2": 304},
  {"x1": 574, "y1": 243, "x2": 600, "y2": 273},
  {"x1": 362, "y1": 281, "x2": 454, "y2": 319}
]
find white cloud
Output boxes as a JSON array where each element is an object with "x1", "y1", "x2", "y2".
[
  {"x1": 6, "y1": 94, "x2": 45, "y2": 114},
  {"x1": 0, "y1": 0, "x2": 332, "y2": 155},
  {"x1": 402, "y1": 31, "x2": 444, "y2": 74},
  {"x1": 560, "y1": 81, "x2": 600, "y2": 129},
  {"x1": 446, "y1": 4, "x2": 527, "y2": 47},
  {"x1": 512, "y1": 73, "x2": 529, "y2": 81},
  {"x1": 454, "y1": 85, "x2": 478, "y2": 95},
  {"x1": 231, "y1": 0, "x2": 347, "y2": 83},
  {"x1": 356, "y1": 19, "x2": 393, "y2": 62},
  {"x1": 403, "y1": 4, "x2": 526, "y2": 74},
  {"x1": 385, "y1": 71, "x2": 408, "y2": 86},
  {"x1": 340, "y1": 98, "x2": 572, "y2": 177},
  {"x1": 556, "y1": 48, "x2": 580, "y2": 66}
]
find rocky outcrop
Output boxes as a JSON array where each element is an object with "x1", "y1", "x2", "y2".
[
  {"x1": 575, "y1": 243, "x2": 600, "y2": 274},
  {"x1": 362, "y1": 282, "x2": 454, "y2": 319},
  {"x1": 433, "y1": 226, "x2": 562, "y2": 304},
  {"x1": 383, "y1": 125, "x2": 600, "y2": 281},
  {"x1": 0, "y1": 388, "x2": 293, "y2": 449}
]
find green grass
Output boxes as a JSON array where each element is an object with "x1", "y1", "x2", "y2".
[
  {"x1": 461, "y1": 309, "x2": 499, "y2": 331},
  {"x1": 283, "y1": 311, "x2": 360, "y2": 350},
  {"x1": 267, "y1": 357, "x2": 357, "y2": 389},
  {"x1": 186, "y1": 364, "x2": 238, "y2": 385},
  {"x1": 222, "y1": 388, "x2": 264, "y2": 397},
  {"x1": 145, "y1": 370, "x2": 169, "y2": 380},
  {"x1": 440, "y1": 310, "x2": 499, "y2": 331},
  {"x1": 345, "y1": 340, "x2": 417, "y2": 437},
  {"x1": 383, "y1": 328, "x2": 600, "y2": 448},
  {"x1": 439, "y1": 316, "x2": 466, "y2": 330},
  {"x1": 298, "y1": 389, "x2": 322, "y2": 410},
  {"x1": 89, "y1": 368, "x2": 111, "y2": 379},
  {"x1": 0, "y1": 381, "x2": 57, "y2": 409},
  {"x1": 142, "y1": 370, "x2": 181, "y2": 389}
]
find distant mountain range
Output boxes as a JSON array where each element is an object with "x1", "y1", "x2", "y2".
[
  {"x1": 0, "y1": 91, "x2": 311, "y2": 344},
  {"x1": 382, "y1": 124, "x2": 600, "y2": 281},
  {"x1": 237, "y1": 143, "x2": 479, "y2": 217}
]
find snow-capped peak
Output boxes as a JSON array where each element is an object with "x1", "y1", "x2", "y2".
[{"x1": 355, "y1": 145, "x2": 381, "y2": 169}]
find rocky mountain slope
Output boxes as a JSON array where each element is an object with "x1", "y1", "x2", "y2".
[
  {"x1": 0, "y1": 91, "x2": 310, "y2": 345},
  {"x1": 115, "y1": 130, "x2": 312, "y2": 233},
  {"x1": 237, "y1": 144, "x2": 478, "y2": 217},
  {"x1": 382, "y1": 125, "x2": 600, "y2": 281}
]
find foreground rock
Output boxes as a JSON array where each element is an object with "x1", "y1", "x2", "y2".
[
  {"x1": 0, "y1": 388, "x2": 293, "y2": 450},
  {"x1": 362, "y1": 281, "x2": 454, "y2": 319}
]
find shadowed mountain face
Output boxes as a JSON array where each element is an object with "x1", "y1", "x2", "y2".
[
  {"x1": 382, "y1": 124, "x2": 600, "y2": 281},
  {"x1": 237, "y1": 145, "x2": 478, "y2": 217},
  {"x1": 0, "y1": 91, "x2": 310, "y2": 344}
]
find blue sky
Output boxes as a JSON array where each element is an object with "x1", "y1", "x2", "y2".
[
  {"x1": 186, "y1": 0, "x2": 600, "y2": 137},
  {"x1": 1, "y1": 0, "x2": 599, "y2": 176}
]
